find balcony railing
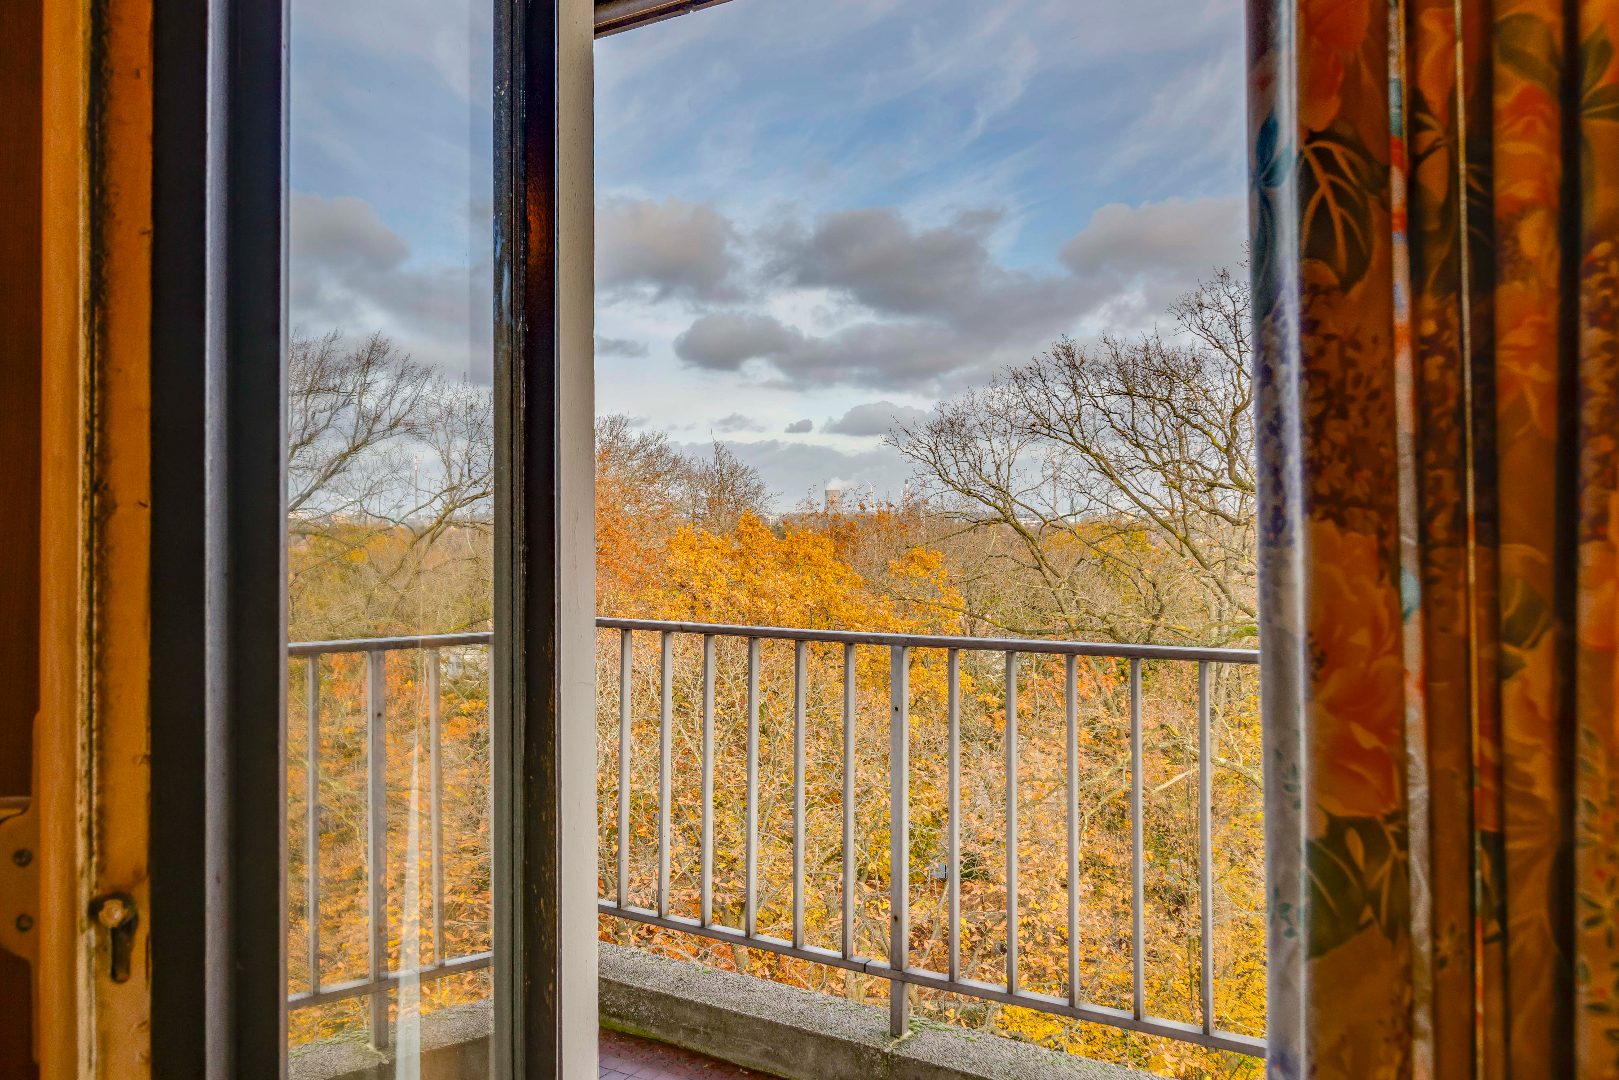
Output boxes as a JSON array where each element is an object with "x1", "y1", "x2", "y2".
[
  {"x1": 285, "y1": 632, "x2": 494, "y2": 1042},
  {"x1": 287, "y1": 619, "x2": 1264, "y2": 1060}
]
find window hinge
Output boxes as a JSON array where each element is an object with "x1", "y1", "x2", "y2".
[{"x1": 0, "y1": 798, "x2": 39, "y2": 968}]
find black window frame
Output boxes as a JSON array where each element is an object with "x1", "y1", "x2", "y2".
[{"x1": 147, "y1": 1, "x2": 734, "y2": 1074}]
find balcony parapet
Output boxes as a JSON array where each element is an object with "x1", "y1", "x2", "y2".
[
  {"x1": 600, "y1": 942, "x2": 1151, "y2": 1080},
  {"x1": 286, "y1": 943, "x2": 1151, "y2": 1080}
]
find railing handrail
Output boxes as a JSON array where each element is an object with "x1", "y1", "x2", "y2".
[
  {"x1": 598, "y1": 617, "x2": 1258, "y2": 662},
  {"x1": 290, "y1": 619, "x2": 1258, "y2": 664},
  {"x1": 288, "y1": 631, "x2": 493, "y2": 657}
]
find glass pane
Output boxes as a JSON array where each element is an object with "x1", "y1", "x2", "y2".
[
  {"x1": 594, "y1": 0, "x2": 1259, "y2": 1074},
  {"x1": 285, "y1": 0, "x2": 495, "y2": 1072}
]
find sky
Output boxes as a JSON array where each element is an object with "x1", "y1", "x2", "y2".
[{"x1": 289, "y1": 0, "x2": 1248, "y2": 510}]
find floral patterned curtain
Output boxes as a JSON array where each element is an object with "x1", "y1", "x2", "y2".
[{"x1": 1249, "y1": 0, "x2": 1619, "y2": 1075}]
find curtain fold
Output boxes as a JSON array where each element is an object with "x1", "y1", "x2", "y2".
[{"x1": 1249, "y1": 0, "x2": 1619, "y2": 1075}]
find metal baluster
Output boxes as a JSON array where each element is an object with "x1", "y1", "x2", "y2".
[
  {"x1": 428, "y1": 649, "x2": 443, "y2": 968},
  {"x1": 746, "y1": 637, "x2": 760, "y2": 937},
  {"x1": 307, "y1": 656, "x2": 321, "y2": 994},
  {"x1": 659, "y1": 631, "x2": 673, "y2": 919},
  {"x1": 889, "y1": 645, "x2": 910, "y2": 1037},
  {"x1": 1198, "y1": 662, "x2": 1214, "y2": 1035},
  {"x1": 1066, "y1": 654, "x2": 1078, "y2": 1006},
  {"x1": 366, "y1": 649, "x2": 389, "y2": 1049},
  {"x1": 947, "y1": 648, "x2": 960, "y2": 984},
  {"x1": 618, "y1": 629, "x2": 631, "y2": 909},
  {"x1": 701, "y1": 634, "x2": 715, "y2": 927},
  {"x1": 1005, "y1": 651, "x2": 1018, "y2": 996},
  {"x1": 1130, "y1": 657, "x2": 1145, "y2": 1021},
  {"x1": 793, "y1": 639, "x2": 807, "y2": 949},
  {"x1": 841, "y1": 643, "x2": 855, "y2": 961}
]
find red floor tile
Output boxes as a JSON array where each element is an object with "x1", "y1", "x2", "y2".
[{"x1": 598, "y1": 1027, "x2": 773, "y2": 1080}]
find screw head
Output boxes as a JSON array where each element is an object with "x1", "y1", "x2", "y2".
[
  {"x1": 11, "y1": 849, "x2": 31, "y2": 868},
  {"x1": 14, "y1": 914, "x2": 32, "y2": 933},
  {"x1": 96, "y1": 898, "x2": 130, "y2": 929}
]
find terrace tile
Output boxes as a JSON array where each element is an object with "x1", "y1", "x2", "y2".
[{"x1": 599, "y1": 1027, "x2": 772, "y2": 1080}]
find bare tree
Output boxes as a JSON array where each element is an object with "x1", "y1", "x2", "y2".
[
  {"x1": 688, "y1": 440, "x2": 772, "y2": 532},
  {"x1": 594, "y1": 417, "x2": 773, "y2": 532},
  {"x1": 405, "y1": 379, "x2": 495, "y2": 542},
  {"x1": 286, "y1": 329, "x2": 434, "y2": 521},
  {"x1": 890, "y1": 269, "x2": 1255, "y2": 646},
  {"x1": 287, "y1": 329, "x2": 496, "y2": 637},
  {"x1": 595, "y1": 414, "x2": 696, "y2": 519},
  {"x1": 594, "y1": 416, "x2": 776, "y2": 615}
]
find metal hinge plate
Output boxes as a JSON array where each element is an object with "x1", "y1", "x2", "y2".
[{"x1": 0, "y1": 800, "x2": 39, "y2": 967}]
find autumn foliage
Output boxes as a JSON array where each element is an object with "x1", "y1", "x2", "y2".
[
  {"x1": 284, "y1": 276, "x2": 1266, "y2": 1078},
  {"x1": 591, "y1": 426, "x2": 1265, "y2": 1079}
]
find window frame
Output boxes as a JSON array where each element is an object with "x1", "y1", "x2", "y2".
[{"x1": 145, "y1": 1, "x2": 738, "y2": 1074}]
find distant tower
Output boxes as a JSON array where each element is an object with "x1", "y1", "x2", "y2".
[{"x1": 824, "y1": 477, "x2": 848, "y2": 510}]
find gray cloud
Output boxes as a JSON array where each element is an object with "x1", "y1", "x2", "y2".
[
  {"x1": 666, "y1": 198, "x2": 1243, "y2": 393},
  {"x1": 765, "y1": 207, "x2": 1088, "y2": 352},
  {"x1": 711, "y1": 413, "x2": 768, "y2": 434},
  {"x1": 597, "y1": 197, "x2": 742, "y2": 303},
  {"x1": 767, "y1": 207, "x2": 1007, "y2": 318},
  {"x1": 676, "y1": 312, "x2": 977, "y2": 389},
  {"x1": 289, "y1": 192, "x2": 492, "y2": 381},
  {"x1": 291, "y1": 193, "x2": 410, "y2": 270},
  {"x1": 784, "y1": 419, "x2": 814, "y2": 434},
  {"x1": 824, "y1": 401, "x2": 932, "y2": 437},
  {"x1": 1058, "y1": 196, "x2": 1245, "y2": 317},
  {"x1": 673, "y1": 314, "x2": 804, "y2": 371},
  {"x1": 595, "y1": 335, "x2": 650, "y2": 358}
]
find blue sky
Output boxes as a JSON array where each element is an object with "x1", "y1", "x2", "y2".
[{"x1": 289, "y1": 0, "x2": 1247, "y2": 509}]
